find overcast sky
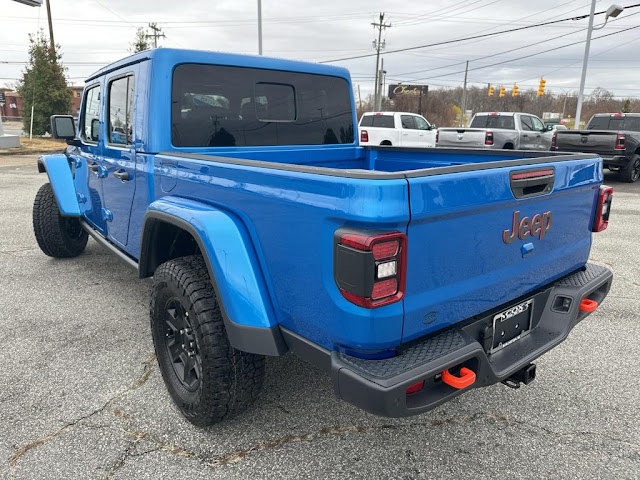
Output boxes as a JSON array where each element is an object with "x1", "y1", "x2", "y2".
[{"x1": 1, "y1": 0, "x2": 639, "y2": 99}]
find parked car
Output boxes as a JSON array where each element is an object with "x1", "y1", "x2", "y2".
[
  {"x1": 553, "y1": 113, "x2": 640, "y2": 182},
  {"x1": 359, "y1": 111, "x2": 437, "y2": 147},
  {"x1": 38, "y1": 48, "x2": 613, "y2": 425},
  {"x1": 437, "y1": 112, "x2": 554, "y2": 150}
]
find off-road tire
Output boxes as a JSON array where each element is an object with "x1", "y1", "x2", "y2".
[
  {"x1": 150, "y1": 255, "x2": 265, "y2": 426},
  {"x1": 619, "y1": 154, "x2": 640, "y2": 183},
  {"x1": 32, "y1": 183, "x2": 88, "y2": 258}
]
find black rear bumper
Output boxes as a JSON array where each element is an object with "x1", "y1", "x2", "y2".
[
  {"x1": 602, "y1": 155, "x2": 629, "y2": 167},
  {"x1": 283, "y1": 263, "x2": 613, "y2": 417}
]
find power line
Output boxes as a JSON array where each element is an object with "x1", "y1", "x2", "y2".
[
  {"x1": 319, "y1": 3, "x2": 640, "y2": 63},
  {"x1": 396, "y1": 10, "x2": 640, "y2": 80},
  {"x1": 401, "y1": 23, "x2": 640, "y2": 83}
]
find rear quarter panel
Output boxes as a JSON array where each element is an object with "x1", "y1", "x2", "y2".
[{"x1": 141, "y1": 153, "x2": 411, "y2": 351}]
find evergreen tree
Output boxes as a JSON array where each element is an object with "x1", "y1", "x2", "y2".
[{"x1": 16, "y1": 32, "x2": 72, "y2": 135}]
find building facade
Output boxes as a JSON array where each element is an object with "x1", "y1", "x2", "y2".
[{"x1": 0, "y1": 86, "x2": 84, "y2": 120}]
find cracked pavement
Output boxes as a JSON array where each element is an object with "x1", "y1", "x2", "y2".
[{"x1": 1, "y1": 156, "x2": 639, "y2": 479}]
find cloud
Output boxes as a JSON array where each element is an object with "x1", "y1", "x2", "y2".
[{"x1": 1, "y1": 0, "x2": 638, "y2": 98}]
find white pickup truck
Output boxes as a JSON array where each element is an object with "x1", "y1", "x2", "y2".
[{"x1": 358, "y1": 111, "x2": 437, "y2": 147}]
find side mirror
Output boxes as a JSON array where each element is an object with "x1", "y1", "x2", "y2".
[
  {"x1": 50, "y1": 115, "x2": 77, "y2": 143},
  {"x1": 91, "y1": 118, "x2": 100, "y2": 142},
  {"x1": 545, "y1": 124, "x2": 554, "y2": 132},
  {"x1": 430, "y1": 124, "x2": 437, "y2": 130}
]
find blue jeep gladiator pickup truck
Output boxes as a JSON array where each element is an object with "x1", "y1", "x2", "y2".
[{"x1": 35, "y1": 48, "x2": 613, "y2": 426}]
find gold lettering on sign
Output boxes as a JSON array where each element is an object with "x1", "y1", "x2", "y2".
[{"x1": 392, "y1": 85, "x2": 423, "y2": 97}]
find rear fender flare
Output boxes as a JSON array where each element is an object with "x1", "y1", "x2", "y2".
[
  {"x1": 140, "y1": 197, "x2": 286, "y2": 356},
  {"x1": 37, "y1": 154, "x2": 81, "y2": 216}
]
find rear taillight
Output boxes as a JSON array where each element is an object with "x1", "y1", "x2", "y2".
[
  {"x1": 335, "y1": 230, "x2": 407, "y2": 308},
  {"x1": 551, "y1": 131, "x2": 557, "y2": 149},
  {"x1": 360, "y1": 129, "x2": 369, "y2": 143},
  {"x1": 615, "y1": 134, "x2": 625, "y2": 150},
  {"x1": 435, "y1": 129, "x2": 439, "y2": 144},
  {"x1": 593, "y1": 185, "x2": 613, "y2": 232},
  {"x1": 485, "y1": 131, "x2": 494, "y2": 146}
]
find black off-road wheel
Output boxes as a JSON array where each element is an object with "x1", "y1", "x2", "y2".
[
  {"x1": 32, "y1": 183, "x2": 88, "y2": 258},
  {"x1": 620, "y1": 154, "x2": 640, "y2": 183},
  {"x1": 150, "y1": 255, "x2": 265, "y2": 426}
]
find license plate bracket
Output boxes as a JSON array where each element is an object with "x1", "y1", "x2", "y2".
[{"x1": 490, "y1": 298, "x2": 533, "y2": 354}]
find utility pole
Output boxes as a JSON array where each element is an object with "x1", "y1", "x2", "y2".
[
  {"x1": 377, "y1": 58, "x2": 387, "y2": 111},
  {"x1": 372, "y1": 12, "x2": 391, "y2": 110},
  {"x1": 257, "y1": 0, "x2": 263, "y2": 55},
  {"x1": 357, "y1": 84, "x2": 362, "y2": 111},
  {"x1": 459, "y1": 60, "x2": 469, "y2": 127},
  {"x1": 146, "y1": 23, "x2": 166, "y2": 48},
  {"x1": 45, "y1": 0, "x2": 55, "y2": 57}
]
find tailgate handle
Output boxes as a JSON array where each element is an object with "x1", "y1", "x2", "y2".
[{"x1": 510, "y1": 168, "x2": 555, "y2": 199}]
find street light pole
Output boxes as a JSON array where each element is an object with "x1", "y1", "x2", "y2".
[
  {"x1": 574, "y1": 2, "x2": 624, "y2": 129},
  {"x1": 574, "y1": 0, "x2": 596, "y2": 130}
]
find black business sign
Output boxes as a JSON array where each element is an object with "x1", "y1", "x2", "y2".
[{"x1": 388, "y1": 84, "x2": 428, "y2": 99}]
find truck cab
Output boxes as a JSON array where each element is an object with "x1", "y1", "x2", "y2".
[{"x1": 359, "y1": 111, "x2": 437, "y2": 147}]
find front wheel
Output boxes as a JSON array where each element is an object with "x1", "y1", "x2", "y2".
[
  {"x1": 620, "y1": 154, "x2": 640, "y2": 183},
  {"x1": 150, "y1": 255, "x2": 265, "y2": 426},
  {"x1": 32, "y1": 183, "x2": 88, "y2": 258}
]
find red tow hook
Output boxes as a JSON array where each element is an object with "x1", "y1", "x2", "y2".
[
  {"x1": 441, "y1": 367, "x2": 476, "y2": 389},
  {"x1": 579, "y1": 298, "x2": 598, "y2": 313}
]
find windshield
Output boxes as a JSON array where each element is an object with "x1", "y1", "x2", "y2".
[
  {"x1": 470, "y1": 115, "x2": 515, "y2": 130},
  {"x1": 587, "y1": 116, "x2": 640, "y2": 131}
]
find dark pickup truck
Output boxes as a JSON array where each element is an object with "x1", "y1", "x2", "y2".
[{"x1": 553, "y1": 113, "x2": 640, "y2": 182}]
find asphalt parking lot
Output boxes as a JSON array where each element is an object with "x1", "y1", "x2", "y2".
[{"x1": 1, "y1": 154, "x2": 638, "y2": 479}]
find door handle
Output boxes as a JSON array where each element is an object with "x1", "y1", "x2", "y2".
[
  {"x1": 113, "y1": 170, "x2": 130, "y2": 181},
  {"x1": 523, "y1": 134, "x2": 529, "y2": 138},
  {"x1": 90, "y1": 164, "x2": 108, "y2": 178}
]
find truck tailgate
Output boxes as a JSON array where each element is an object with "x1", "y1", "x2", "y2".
[
  {"x1": 438, "y1": 128, "x2": 486, "y2": 147},
  {"x1": 556, "y1": 130, "x2": 617, "y2": 156},
  {"x1": 402, "y1": 156, "x2": 602, "y2": 343}
]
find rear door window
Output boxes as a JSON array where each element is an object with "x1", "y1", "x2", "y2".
[
  {"x1": 172, "y1": 64, "x2": 354, "y2": 147},
  {"x1": 107, "y1": 75, "x2": 135, "y2": 145}
]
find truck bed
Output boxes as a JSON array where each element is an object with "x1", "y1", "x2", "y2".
[{"x1": 143, "y1": 146, "x2": 602, "y2": 351}]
